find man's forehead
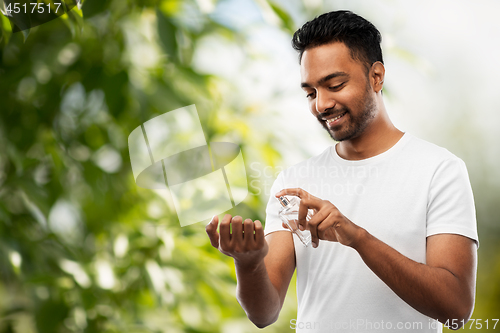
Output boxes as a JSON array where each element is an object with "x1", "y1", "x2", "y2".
[{"x1": 300, "y1": 42, "x2": 361, "y2": 83}]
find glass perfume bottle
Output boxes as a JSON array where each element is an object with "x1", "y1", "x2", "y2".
[{"x1": 277, "y1": 196, "x2": 313, "y2": 247}]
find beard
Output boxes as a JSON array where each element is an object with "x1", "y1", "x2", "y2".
[{"x1": 316, "y1": 88, "x2": 377, "y2": 142}]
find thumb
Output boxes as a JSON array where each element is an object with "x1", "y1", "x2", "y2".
[{"x1": 206, "y1": 215, "x2": 220, "y2": 248}]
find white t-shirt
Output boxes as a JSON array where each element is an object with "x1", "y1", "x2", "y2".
[{"x1": 264, "y1": 133, "x2": 478, "y2": 333}]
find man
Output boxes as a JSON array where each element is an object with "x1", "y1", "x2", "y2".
[{"x1": 206, "y1": 10, "x2": 478, "y2": 332}]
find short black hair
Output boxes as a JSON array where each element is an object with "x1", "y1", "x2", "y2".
[{"x1": 291, "y1": 10, "x2": 383, "y2": 69}]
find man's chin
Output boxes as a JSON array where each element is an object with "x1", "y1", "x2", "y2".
[
  {"x1": 325, "y1": 128, "x2": 342, "y2": 142},
  {"x1": 320, "y1": 119, "x2": 348, "y2": 142},
  {"x1": 326, "y1": 127, "x2": 358, "y2": 142},
  {"x1": 321, "y1": 124, "x2": 344, "y2": 142}
]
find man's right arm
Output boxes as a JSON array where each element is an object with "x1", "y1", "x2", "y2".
[{"x1": 206, "y1": 214, "x2": 296, "y2": 328}]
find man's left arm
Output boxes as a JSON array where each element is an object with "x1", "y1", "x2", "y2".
[
  {"x1": 275, "y1": 188, "x2": 477, "y2": 330},
  {"x1": 355, "y1": 229, "x2": 477, "y2": 330}
]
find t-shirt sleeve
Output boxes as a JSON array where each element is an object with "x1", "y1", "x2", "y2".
[
  {"x1": 426, "y1": 157, "x2": 479, "y2": 246},
  {"x1": 264, "y1": 172, "x2": 291, "y2": 236}
]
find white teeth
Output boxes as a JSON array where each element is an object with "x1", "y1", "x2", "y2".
[{"x1": 326, "y1": 113, "x2": 345, "y2": 123}]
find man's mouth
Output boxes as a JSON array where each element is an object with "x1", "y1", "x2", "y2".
[{"x1": 324, "y1": 112, "x2": 347, "y2": 125}]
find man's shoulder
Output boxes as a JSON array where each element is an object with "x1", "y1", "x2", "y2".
[{"x1": 404, "y1": 134, "x2": 462, "y2": 164}]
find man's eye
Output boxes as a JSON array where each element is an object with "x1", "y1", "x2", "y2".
[
  {"x1": 329, "y1": 83, "x2": 345, "y2": 90},
  {"x1": 306, "y1": 92, "x2": 315, "y2": 98}
]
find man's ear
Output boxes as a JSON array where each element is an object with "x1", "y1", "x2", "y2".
[{"x1": 370, "y1": 61, "x2": 385, "y2": 93}]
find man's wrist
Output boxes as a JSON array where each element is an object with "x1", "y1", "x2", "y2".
[
  {"x1": 349, "y1": 226, "x2": 369, "y2": 251},
  {"x1": 234, "y1": 257, "x2": 266, "y2": 273}
]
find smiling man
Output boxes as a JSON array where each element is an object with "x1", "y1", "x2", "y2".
[{"x1": 206, "y1": 10, "x2": 478, "y2": 332}]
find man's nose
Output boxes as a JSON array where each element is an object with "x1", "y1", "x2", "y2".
[{"x1": 315, "y1": 90, "x2": 336, "y2": 114}]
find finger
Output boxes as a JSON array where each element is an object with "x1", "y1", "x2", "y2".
[
  {"x1": 243, "y1": 219, "x2": 255, "y2": 248},
  {"x1": 231, "y1": 216, "x2": 243, "y2": 245},
  {"x1": 317, "y1": 212, "x2": 338, "y2": 242},
  {"x1": 300, "y1": 199, "x2": 321, "y2": 248},
  {"x1": 308, "y1": 220, "x2": 320, "y2": 248},
  {"x1": 219, "y1": 214, "x2": 232, "y2": 250},
  {"x1": 254, "y1": 220, "x2": 265, "y2": 248},
  {"x1": 275, "y1": 188, "x2": 323, "y2": 210},
  {"x1": 297, "y1": 196, "x2": 323, "y2": 232},
  {"x1": 205, "y1": 215, "x2": 220, "y2": 248},
  {"x1": 275, "y1": 187, "x2": 310, "y2": 199},
  {"x1": 297, "y1": 197, "x2": 309, "y2": 231},
  {"x1": 306, "y1": 205, "x2": 333, "y2": 248},
  {"x1": 307, "y1": 208, "x2": 331, "y2": 237},
  {"x1": 282, "y1": 221, "x2": 291, "y2": 230}
]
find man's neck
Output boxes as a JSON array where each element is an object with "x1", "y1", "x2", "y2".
[{"x1": 335, "y1": 113, "x2": 404, "y2": 161}]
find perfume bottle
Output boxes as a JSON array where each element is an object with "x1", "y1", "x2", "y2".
[{"x1": 277, "y1": 196, "x2": 313, "y2": 247}]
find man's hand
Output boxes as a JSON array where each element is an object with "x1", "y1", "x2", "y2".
[
  {"x1": 206, "y1": 214, "x2": 269, "y2": 269},
  {"x1": 206, "y1": 215, "x2": 294, "y2": 328},
  {"x1": 275, "y1": 188, "x2": 364, "y2": 248}
]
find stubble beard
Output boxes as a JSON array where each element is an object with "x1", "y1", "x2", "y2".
[{"x1": 318, "y1": 88, "x2": 377, "y2": 142}]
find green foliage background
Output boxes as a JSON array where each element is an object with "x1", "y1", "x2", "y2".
[
  {"x1": 0, "y1": 0, "x2": 297, "y2": 331},
  {"x1": 0, "y1": 0, "x2": 498, "y2": 332}
]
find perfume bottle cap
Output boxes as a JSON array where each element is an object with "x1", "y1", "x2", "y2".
[{"x1": 278, "y1": 196, "x2": 290, "y2": 207}]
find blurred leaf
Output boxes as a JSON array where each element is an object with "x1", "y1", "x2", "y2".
[
  {"x1": 156, "y1": 8, "x2": 178, "y2": 63},
  {"x1": 67, "y1": 4, "x2": 84, "y2": 34},
  {"x1": 268, "y1": 1, "x2": 295, "y2": 33},
  {"x1": 0, "y1": 15, "x2": 10, "y2": 45},
  {"x1": 34, "y1": 298, "x2": 69, "y2": 333},
  {"x1": 81, "y1": 0, "x2": 107, "y2": 18},
  {"x1": 2, "y1": 0, "x2": 31, "y2": 41},
  {"x1": 61, "y1": 0, "x2": 80, "y2": 14},
  {"x1": 0, "y1": 0, "x2": 81, "y2": 41}
]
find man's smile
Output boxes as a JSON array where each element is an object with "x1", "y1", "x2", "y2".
[{"x1": 324, "y1": 111, "x2": 347, "y2": 127}]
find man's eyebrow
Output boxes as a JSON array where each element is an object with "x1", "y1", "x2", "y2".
[{"x1": 301, "y1": 72, "x2": 350, "y2": 88}]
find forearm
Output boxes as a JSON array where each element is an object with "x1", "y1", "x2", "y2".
[
  {"x1": 235, "y1": 259, "x2": 282, "y2": 328},
  {"x1": 353, "y1": 229, "x2": 473, "y2": 326}
]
